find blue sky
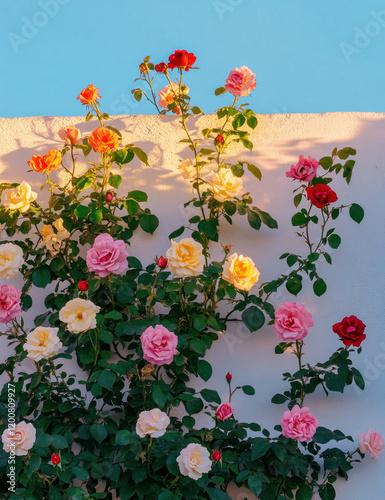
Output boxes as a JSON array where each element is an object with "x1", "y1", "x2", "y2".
[{"x1": 1, "y1": 0, "x2": 385, "y2": 117}]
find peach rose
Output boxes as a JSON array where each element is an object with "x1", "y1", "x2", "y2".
[
  {"x1": 23, "y1": 326, "x2": 62, "y2": 362},
  {"x1": 177, "y1": 443, "x2": 212, "y2": 480},
  {"x1": 59, "y1": 298, "x2": 100, "y2": 334},
  {"x1": 0, "y1": 243, "x2": 24, "y2": 279},
  {"x1": 224, "y1": 66, "x2": 256, "y2": 97},
  {"x1": 1, "y1": 181, "x2": 37, "y2": 213},
  {"x1": 28, "y1": 149, "x2": 62, "y2": 173},
  {"x1": 358, "y1": 429, "x2": 384, "y2": 459},
  {"x1": 158, "y1": 82, "x2": 190, "y2": 109},
  {"x1": 210, "y1": 169, "x2": 243, "y2": 202},
  {"x1": 136, "y1": 408, "x2": 170, "y2": 438},
  {"x1": 41, "y1": 218, "x2": 70, "y2": 256},
  {"x1": 77, "y1": 84, "x2": 101, "y2": 105},
  {"x1": 166, "y1": 238, "x2": 204, "y2": 277},
  {"x1": 215, "y1": 402, "x2": 233, "y2": 422},
  {"x1": 2, "y1": 421, "x2": 36, "y2": 456},
  {"x1": 88, "y1": 127, "x2": 120, "y2": 153},
  {"x1": 58, "y1": 126, "x2": 81, "y2": 145},
  {"x1": 222, "y1": 253, "x2": 260, "y2": 291}
]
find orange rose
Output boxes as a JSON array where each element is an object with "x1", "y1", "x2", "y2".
[
  {"x1": 88, "y1": 127, "x2": 119, "y2": 153},
  {"x1": 77, "y1": 84, "x2": 101, "y2": 105},
  {"x1": 27, "y1": 149, "x2": 61, "y2": 173}
]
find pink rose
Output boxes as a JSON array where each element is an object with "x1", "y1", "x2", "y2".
[
  {"x1": 286, "y1": 155, "x2": 319, "y2": 182},
  {"x1": 224, "y1": 66, "x2": 256, "y2": 97},
  {"x1": 281, "y1": 405, "x2": 319, "y2": 442},
  {"x1": 274, "y1": 302, "x2": 314, "y2": 342},
  {"x1": 140, "y1": 325, "x2": 178, "y2": 366},
  {"x1": 58, "y1": 126, "x2": 81, "y2": 145},
  {"x1": 0, "y1": 284, "x2": 22, "y2": 323},
  {"x1": 358, "y1": 429, "x2": 384, "y2": 459},
  {"x1": 86, "y1": 233, "x2": 128, "y2": 278},
  {"x1": 215, "y1": 402, "x2": 233, "y2": 422}
]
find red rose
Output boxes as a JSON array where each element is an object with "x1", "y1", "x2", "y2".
[
  {"x1": 225, "y1": 372, "x2": 232, "y2": 382},
  {"x1": 212, "y1": 450, "x2": 222, "y2": 461},
  {"x1": 305, "y1": 184, "x2": 338, "y2": 209},
  {"x1": 105, "y1": 191, "x2": 114, "y2": 202},
  {"x1": 167, "y1": 50, "x2": 196, "y2": 71},
  {"x1": 155, "y1": 62, "x2": 168, "y2": 73},
  {"x1": 51, "y1": 453, "x2": 61, "y2": 465},
  {"x1": 78, "y1": 280, "x2": 89, "y2": 292},
  {"x1": 332, "y1": 315, "x2": 366, "y2": 347},
  {"x1": 157, "y1": 256, "x2": 168, "y2": 268}
]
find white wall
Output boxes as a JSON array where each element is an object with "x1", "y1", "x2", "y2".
[{"x1": 0, "y1": 112, "x2": 384, "y2": 499}]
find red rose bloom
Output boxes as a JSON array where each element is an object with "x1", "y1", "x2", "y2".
[
  {"x1": 51, "y1": 453, "x2": 61, "y2": 465},
  {"x1": 212, "y1": 450, "x2": 222, "y2": 461},
  {"x1": 78, "y1": 280, "x2": 89, "y2": 291},
  {"x1": 332, "y1": 315, "x2": 366, "y2": 347},
  {"x1": 155, "y1": 62, "x2": 168, "y2": 73},
  {"x1": 305, "y1": 184, "x2": 338, "y2": 209},
  {"x1": 167, "y1": 50, "x2": 196, "y2": 71}
]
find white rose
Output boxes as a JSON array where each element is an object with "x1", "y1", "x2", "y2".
[
  {"x1": 41, "y1": 218, "x2": 70, "y2": 256},
  {"x1": 2, "y1": 421, "x2": 36, "y2": 456},
  {"x1": 59, "y1": 298, "x2": 100, "y2": 333},
  {"x1": 1, "y1": 181, "x2": 37, "y2": 213},
  {"x1": 23, "y1": 327, "x2": 62, "y2": 362},
  {"x1": 136, "y1": 408, "x2": 170, "y2": 438},
  {"x1": 177, "y1": 443, "x2": 212, "y2": 480},
  {"x1": 222, "y1": 253, "x2": 260, "y2": 291},
  {"x1": 210, "y1": 169, "x2": 243, "y2": 202},
  {"x1": 0, "y1": 243, "x2": 24, "y2": 279},
  {"x1": 166, "y1": 238, "x2": 204, "y2": 278}
]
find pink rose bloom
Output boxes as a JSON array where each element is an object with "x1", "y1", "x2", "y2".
[
  {"x1": 0, "y1": 284, "x2": 22, "y2": 323},
  {"x1": 281, "y1": 405, "x2": 319, "y2": 442},
  {"x1": 86, "y1": 233, "x2": 128, "y2": 278},
  {"x1": 58, "y1": 125, "x2": 81, "y2": 145},
  {"x1": 358, "y1": 429, "x2": 384, "y2": 459},
  {"x1": 224, "y1": 66, "x2": 256, "y2": 97},
  {"x1": 286, "y1": 155, "x2": 319, "y2": 182},
  {"x1": 274, "y1": 302, "x2": 314, "y2": 342},
  {"x1": 215, "y1": 402, "x2": 233, "y2": 422},
  {"x1": 140, "y1": 325, "x2": 178, "y2": 366}
]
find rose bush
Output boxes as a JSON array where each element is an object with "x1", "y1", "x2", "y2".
[{"x1": 0, "y1": 50, "x2": 379, "y2": 500}]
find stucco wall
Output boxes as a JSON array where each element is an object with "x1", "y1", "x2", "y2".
[{"x1": 0, "y1": 112, "x2": 384, "y2": 499}]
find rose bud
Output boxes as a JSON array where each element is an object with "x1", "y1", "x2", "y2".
[
  {"x1": 157, "y1": 256, "x2": 168, "y2": 268},
  {"x1": 139, "y1": 63, "x2": 149, "y2": 75},
  {"x1": 105, "y1": 191, "x2": 114, "y2": 202},
  {"x1": 215, "y1": 134, "x2": 224, "y2": 145},
  {"x1": 155, "y1": 62, "x2": 167, "y2": 73},
  {"x1": 78, "y1": 280, "x2": 89, "y2": 291},
  {"x1": 224, "y1": 245, "x2": 231, "y2": 254},
  {"x1": 51, "y1": 453, "x2": 61, "y2": 465},
  {"x1": 212, "y1": 450, "x2": 222, "y2": 461},
  {"x1": 225, "y1": 372, "x2": 232, "y2": 382}
]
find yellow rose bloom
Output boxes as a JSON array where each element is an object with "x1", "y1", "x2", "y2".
[
  {"x1": 222, "y1": 253, "x2": 260, "y2": 291},
  {"x1": 210, "y1": 169, "x2": 243, "y2": 202},
  {"x1": 59, "y1": 298, "x2": 100, "y2": 333},
  {"x1": 0, "y1": 243, "x2": 24, "y2": 279},
  {"x1": 41, "y1": 218, "x2": 70, "y2": 256},
  {"x1": 23, "y1": 327, "x2": 62, "y2": 362},
  {"x1": 166, "y1": 238, "x2": 204, "y2": 277},
  {"x1": 1, "y1": 181, "x2": 37, "y2": 213}
]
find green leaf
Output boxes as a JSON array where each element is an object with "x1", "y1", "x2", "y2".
[
  {"x1": 351, "y1": 367, "x2": 365, "y2": 390},
  {"x1": 251, "y1": 439, "x2": 271, "y2": 460},
  {"x1": 349, "y1": 203, "x2": 364, "y2": 224},
  {"x1": 115, "y1": 430, "x2": 131, "y2": 446},
  {"x1": 191, "y1": 106, "x2": 203, "y2": 115},
  {"x1": 328, "y1": 234, "x2": 341, "y2": 249},
  {"x1": 52, "y1": 434, "x2": 68, "y2": 449},
  {"x1": 109, "y1": 174, "x2": 122, "y2": 189},
  {"x1": 89, "y1": 209, "x2": 103, "y2": 224},
  {"x1": 313, "y1": 427, "x2": 336, "y2": 444},
  {"x1": 215, "y1": 87, "x2": 227, "y2": 96},
  {"x1": 197, "y1": 360, "x2": 212, "y2": 382},
  {"x1": 296, "y1": 485, "x2": 313, "y2": 500},
  {"x1": 247, "y1": 210, "x2": 261, "y2": 230},
  {"x1": 131, "y1": 147, "x2": 148, "y2": 165},
  {"x1": 242, "y1": 385, "x2": 255, "y2": 396},
  {"x1": 127, "y1": 190, "x2": 148, "y2": 202},
  {"x1": 32, "y1": 267, "x2": 51, "y2": 288},
  {"x1": 152, "y1": 385, "x2": 167, "y2": 407},
  {"x1": 74, "y1": 205, "x2": 90, "y2": 219},
  {"x1": 248, "y1": 476, "x2": 262, "y2": 497},
  {"x1": 319, "y1": 156, "x2": 333, "y2": 169},
  {"x1": 104, "y1": 310, "x2": 122, "y2": 320},
  {"x1": 169, "y1": 225, "x2": 185, "y2": 239},
  {"x1": 72, "y1": 466, "x2": 89, "y2": 481},
  {"x1": 324, "y1": 372, "x2": 345, "y2": 393},
  {"x1": 313, "y1": 278, "x2": 327, "y2": 297},
  {"x1": 242, "y1": 306, "x2": 265, "y2": 332},
  {"x1": 201, "y1": 389, "x2": 221, "y2": 404},
  {"x1": 271, "y1": 394, "x2": 288, "y2": 404},
  {"x1": 286, "y1": 278, "x2": 302, "y2": 296},
  {"x1": 97, "y1": 371, "x2": 117, "y2": 390},
  {"x1": 29, "y1": 454, "x2": 41, "y2": 471},
  {"x1": 247, "y1": 115, "x2": 258, "y2": 129},
  {"x1": 246, "y1": 162, "x2": 262, "y2": 180},
  {"x1": 113, "y1": 148, "x2": 135, "y2": 165},
  {"x1": 233, "y1": 114, "x2": 246, "y2": 130},
  {"x1": 140, "y1": 214, "x2": 159, "y2": 234},
  {"x1": 106, "y1": 125, "x2": 122, "y2": 139},
  {"x1": 207, "y1": 488, "x2": 232, "y2": 500},
  {"x1": 90, "y1": 424, "x2": 108, "y2": 443},
  {"x1": 319, "y1": 483, "x2": 336, "y2": 500},
  {"x1": 292, "y1": 212, "x2": 307, "y2": 226},
  {"x1": 294, "y1": 194, "x2": 302, "y2": 208}
]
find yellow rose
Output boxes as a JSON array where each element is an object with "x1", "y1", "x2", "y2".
[
  {"x1": 23, "y1": 327, "x2": 62, "y2": 362},
  {"x1": 210, "y1": 169, "x2": 243, "y2": 202},
  {"x1": 1, "y1": 181, "x2": 37, "y2": 213},
  {"x1": 222, "y1": 253, "x2": 260, "y2": 291},
  {"x1": 59, "y1": 298, "x2": 100, "y2": 333},
  {"x1": 41, "y1": 218, "x2": 70, "y2": 256},
  {"x1": 0, "y1": 243, "x2": 24, "y2": 279},
  {"x1": 166, "y1": 238, "x2": 204, "y2": 277}
]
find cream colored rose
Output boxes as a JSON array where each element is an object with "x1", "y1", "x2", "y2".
[
  {"x1": 136, "y1": 408, "x2": 170, "y2": 438},
  {"x1": 177, "y1": 443, "x2": 212, "y2": 480},
  {"x1": 210, "y1": 169, "x2": 243, "y2": 202},
  {"x1": 2, "y1": 421, "x2": 36, "y2": 456},
  {"x1": 0, "y1": 243, "x2": 24, "y2": 279},
  {"x1": 166, "y1": 238, "x2": 204, "y2": 277},
  {"x1": 222, "y1": 253, "x2": 260, "y2": 291},
  {"x1": 178, "y1": 159, "x2": 196, "y2": 180},
  {"x1": 23, "y1": 326, "x2": 62, "y2": 362},
  {"x1": 41, "y1": 218, "x2": 70, "y2": 256},
  {"x1": 59, "y1": 298, "x2": 100, "y2": 333},
  {"x1": 1, "y1": 181, "x2": 37, "y2": 213}
]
